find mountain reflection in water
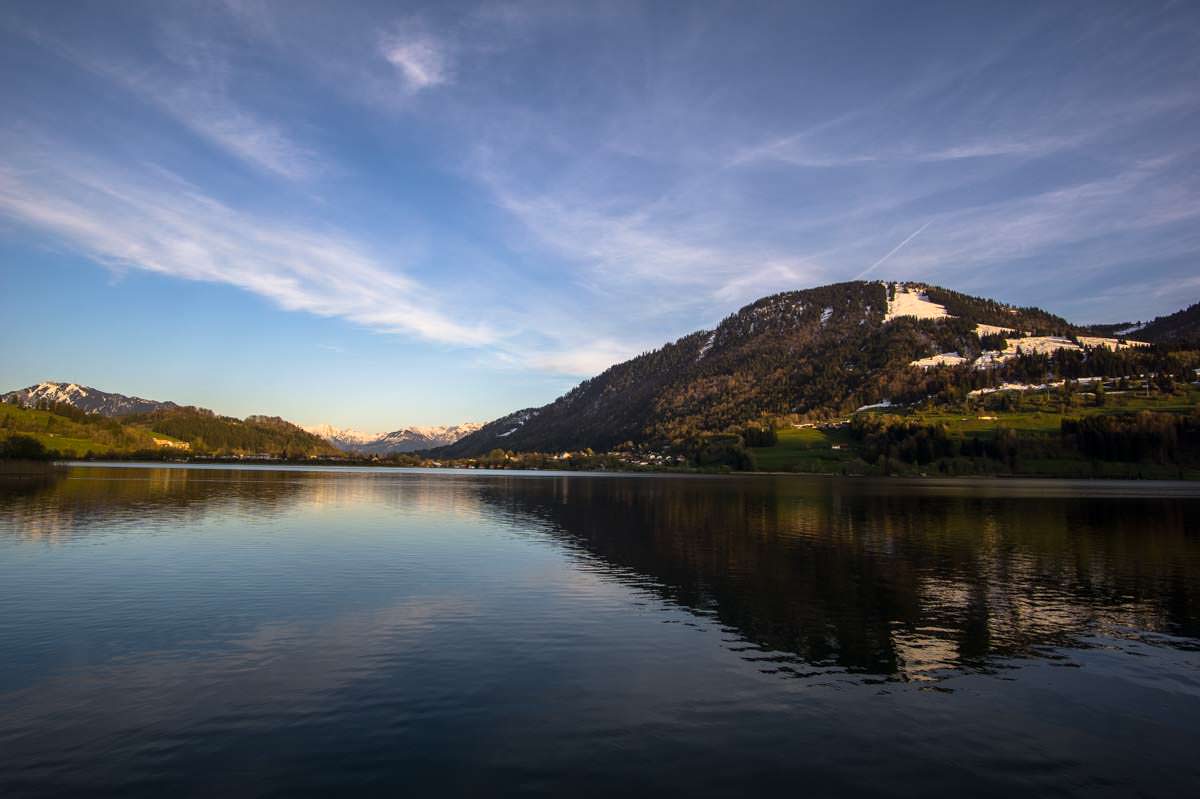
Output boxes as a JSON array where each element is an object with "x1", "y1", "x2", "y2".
[
  {"x1": 4, "y1": 466, "x2": 1198, "y2": 682},
  {"x1": 473, "y1": 473, "x2": 1200, "y2": 680},
  {"x1": 1, "y1": 465, "x2": 1197, "y2": 797}
]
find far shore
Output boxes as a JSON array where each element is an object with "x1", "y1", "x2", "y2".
[{"x1": 28, "y1": 459, "x2": 1200, "y2": 493}]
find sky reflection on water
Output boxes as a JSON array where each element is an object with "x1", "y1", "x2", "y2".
[{"x1": 1, "y1": 465, "x2": 1198, "y2": 797}]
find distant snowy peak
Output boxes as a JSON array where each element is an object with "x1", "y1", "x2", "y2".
[
  {"x1": 393, "y1": 423, "x2": 484, "y2": 440},
  {"x1": 374, "y1": 423, "x2": 485, "y2": 452},
  {"x1": 302, "y1": 424, "x2": 379, "y2": 447},
  {"x1": 2, "y1": 381, "x2": 178, "y2": 416},
  {"x1": 306, "y1": 421, "x2": 483, "y2": 454}
]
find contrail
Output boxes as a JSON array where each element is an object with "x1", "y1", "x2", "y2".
[{"x1": 856, "y1": 220, "x2": 932, "y2": 279}]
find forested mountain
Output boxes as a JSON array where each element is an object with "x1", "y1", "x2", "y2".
[
  {"x1": 1136, "y1": 301, "x2": 1200, "y2": 344},
  {"x1": 1086, "y1": 301, "x2": 1200, "y2": 344},
  {"x1": 3, "y1": 382, "x2": 477, "y2": 457},
  {"x1": 2, "y1": 382, "x2": 178, "y2": 416},
  {"x1": 0, "y1": 400, "x2": 341, "y2": 459},
  {"x1": 5, "y1": 282, "x2": 1195, "y2": 465},
  {"x1": 129, "y1": 409, "x2": 341, "y2": 458},
  {"x1": 2, "y1": 387, "x2": 339, "y2": 459},
  {"x1": 438, "y1": 281, "x2": 1194, "y2": 458}
]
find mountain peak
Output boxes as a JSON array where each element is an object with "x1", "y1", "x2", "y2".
[
  {"x1": 436, "y1": 279, "x2": 1119, "y2": 458},
  {"x1": 305, "y1": 421, "x2": 483, "y2": 455},
  {"x1": 2, "y1": 381, "x2": 178, "y2": 417}
]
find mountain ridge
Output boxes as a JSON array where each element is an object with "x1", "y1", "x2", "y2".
[
  {"x1": 436, "y1": 280, "x2": 1186, "y2": 458},
  {"x1": 1, "y1": 382, "x2": 481, "y2": 457},
  {"x1": 1134, "y1": 301, "x2": 1200, "y2": 344},
  {"x1": 2, "y1": 382, "x2": 179, "y2": 417},
  {"x1": 5, "y1": 281, "x2": 1194, "y2": 462},
  {"x1": 304, "y1": 422, "x2": 483, "y2": 454}
]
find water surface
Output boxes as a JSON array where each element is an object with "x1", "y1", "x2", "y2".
[{"x1": 1, "y1": 464, "x2": 1198, "y2": 796}]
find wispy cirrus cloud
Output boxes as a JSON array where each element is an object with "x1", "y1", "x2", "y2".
[
  {"x1": 4, "y1": 0, "x2": 1200, "y2": 395},
  {"x1": 490, "y1": 338, "x2": 641, "y2": 378},
  {"x1": 0, "y1": 153, "x2": 491, "y2": 347},
  {"x1": 853, "y1": 154, "x2": 1200, "y2": 313},
  {"x1": 16, "y1": 22, "x2": 320, "y2": 181},
  {"x1": 485, "y1": 177, "x2": 830, "y2": 332},
  {"x1": 137, "y1": 80, "x2": 319, "y2": 180},
  {"x1": 733, "y1": 125, "x2": 1115, "y2": 171},
  {"x1": 383, "y1": 35, "x2": 451, "y2": 92}
]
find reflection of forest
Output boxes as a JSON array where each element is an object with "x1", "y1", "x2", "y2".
[
  {"x1": 0, "y1": 467, "x2": 310, "y2": 544},
  {"x1": 0, "y1": 467, "x2": 498, "y2": 545},
  {"x1": 4, "y1": 468, "x2": 1197, "y2": 681},
  {"x1": 472, "y1": 475, "x2": 1200, "y2": 679}
]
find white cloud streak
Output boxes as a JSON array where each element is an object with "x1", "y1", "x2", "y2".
[
  {"x1": 382, "y1": 32, "x2": 451, "y2": 92},
  {"x1": 0, "y1": 158, "x2": 492, "y2": 346},
  {"x1": 6, "y1": 1, "x2": 1200, "y2": 384},
  {"x1": 505, "y1": 340, "x2": 639, "y2": 378},
  {"x1": 857, "y1": 220, "x2": 933, "y2": 279},
  {"x1": 879, "y1": 157, "x2": 1200, "y2": 278},
  {"x1": 22, "y1": 24, "x2": 320, "y2": 181}
]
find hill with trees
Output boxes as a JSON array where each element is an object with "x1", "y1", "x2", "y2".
[
  {"x1": 128, "y1": 408, "x2": 341, "y2": 458},
  {"x1": 1136, "y1": 301, "x2": 1200, "y2": 345},
  {"x1": 439, "y1": 280, "x2": 1198, "y2": 460},
  {"x1": 1086, "y1": 301, "x2": 1200, "y2": 345},
  {"x1": 0, "y1": 400, "x2": 339, "y2": 460}
]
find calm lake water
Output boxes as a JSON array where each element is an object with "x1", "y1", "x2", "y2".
[{"x1": 1, "y1": 464, "x2": 1198, "y2": 797}]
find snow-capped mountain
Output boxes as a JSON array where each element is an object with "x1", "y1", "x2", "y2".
[
  {"x1": 2, "y1": 381, "x2": 178, "y2": 416},
  {"x1": 304, "y1": 422, "x2": 483, "y2": 455},
  {"x1": 302, "y1": 424, "x2": 380, "y2": 450}
]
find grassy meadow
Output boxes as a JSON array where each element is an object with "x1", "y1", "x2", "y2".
[{"x1": 749, "y1": 383, "x2": 1200, "y2": 477}]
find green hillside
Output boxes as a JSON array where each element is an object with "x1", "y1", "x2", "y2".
[
  {"x1": 749, "y1": 382, "x2": 1200, "y2": 479},
  {"x1": 0, "y1": 401, "x2": 339, "y2": 460}
]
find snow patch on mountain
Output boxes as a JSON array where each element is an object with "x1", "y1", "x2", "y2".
[
  {"x1": 492, "y1": 409, "x2": 540, "y2": 440},
  {"x1": 910, "y1": 332, "x2": 1141, "y2": 372},
  {"x1": 969, "y1": 336, "x2": 1080, "y2": 369},
  {"x1": 1076, "y1": 335, "x2": 1149, "y2": 351},
  {"x1": 1001, "y1": 335, "x2": 1081, "y2": 356},
  {"x1": 968, "y1": 377, "x2": 1102, "y2": 397},
  {"x1": 883, "y1": 284, "x2": 952, "y2": 322},
  {"x1": 910, "y1": 352, "x2": 968, "y2": 369},
  {"x1": 974, "y1": 323, "x2": 1016, "y2": 337}
]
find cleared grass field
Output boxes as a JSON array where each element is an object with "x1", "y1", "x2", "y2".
[
  {"x1": 750, "y1": 426, "x2": 857, "y2": 472},
  {"x1": 894, "y1": 385, "x2": 1199, "y2": 440},
  {"x1": 0, "y1": 403, "x2": 189, "y2": 455},
  {"x1": 748, "y1": 385, "x2": 1199, "y2": 474},
  {"x1": 24, "y1": 433, "x2": 105, "y2": 457}
]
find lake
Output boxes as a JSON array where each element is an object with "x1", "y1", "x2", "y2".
[{"x1": 1, "y1": 464, "x2": 1198, "y2": 797}]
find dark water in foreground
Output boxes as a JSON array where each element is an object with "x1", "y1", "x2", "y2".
[{"x1": 1, "y1": 465, "x2": 1199, "y2": 797}]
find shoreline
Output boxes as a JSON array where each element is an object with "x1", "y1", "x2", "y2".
[{"x1": 39, "y1": 459, "x2": 1200, "y2": 493}]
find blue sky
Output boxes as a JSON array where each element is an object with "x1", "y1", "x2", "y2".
[{"x1": 1, "y1": 1, "x2": 1198, "y2": 430}]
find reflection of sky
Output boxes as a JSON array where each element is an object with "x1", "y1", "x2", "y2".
[
  {"x1": 1, "y1": 466, "x2": 1200, "y2": 794},
  {"x1": 2, "y1": 466, "x2": 1196, "y2": 689}
]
